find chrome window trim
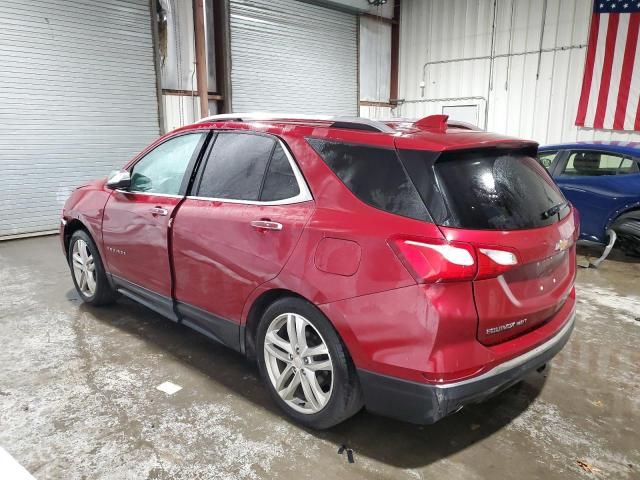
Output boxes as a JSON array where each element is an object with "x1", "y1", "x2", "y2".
[
  {"x1": 185, "y1": 195, "x2": 312, "y2": 206},
  {"x1": 188, "y1": 136, "x2": 313, "y2": 206},
  {"x1": 114, "y1": 190, "x2": 184, "y2": 199}
]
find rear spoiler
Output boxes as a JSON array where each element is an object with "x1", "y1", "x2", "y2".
[{"x1": 413, "y1": 115, "x2": 483, "y2": 133}]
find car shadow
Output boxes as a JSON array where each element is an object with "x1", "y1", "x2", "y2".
[{"x1": 70, "y1": 290, "x2": 547, "y2": 470}]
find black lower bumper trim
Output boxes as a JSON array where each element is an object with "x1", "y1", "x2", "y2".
[{"x1": 357, "y1": 313, "x2": 575, "y2": 425}]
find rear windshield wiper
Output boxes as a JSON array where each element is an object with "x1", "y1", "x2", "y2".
[{"x1": 541, "y1": 201, "x2": 568, "y2": 219}]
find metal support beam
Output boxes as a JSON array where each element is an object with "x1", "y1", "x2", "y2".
[
  {"x1": 193, "y1": 0, "x2": 208, "y2": 118},
  {"x1": 389, "y1": 0, "x2": 400, "y2": 103},
  {"x1": 212, "y1": 0, "x2": 232, "y2": 113},
  {"x1": 150, "y1": 0, "x2": 166, "y2": 133}
]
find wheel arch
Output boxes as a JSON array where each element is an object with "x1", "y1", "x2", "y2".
[
  {"x1": 243, "y1": 288, "x2": 309, "y2": 359},
  {"x1": 243, "y1": 288, "x2": 359, "y2": 367},
  {"x1": 63, "y1": 219, "x2": 91, "y2": 256},
  {"x1": 606, "y1": 203, "x2": 640, "y2": 231}
]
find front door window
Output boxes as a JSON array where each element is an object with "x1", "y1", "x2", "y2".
[{"x1": 130, "y1": 133, "x2": 205, "y2": 194}]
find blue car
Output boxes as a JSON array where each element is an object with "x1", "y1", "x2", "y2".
[{"x1": 538, "y1": 142, "x2": 640, "y2": 257}]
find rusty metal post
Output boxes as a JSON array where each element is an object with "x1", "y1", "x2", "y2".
[
  {"x1": 150, "y1": 0, "x2": 166, "y2": 133},
  {"x1": 212, "y1": 0, "x2": 232, "y2": 113},
  {"x1": 193, "y1": 0, "x2": 208, "y2": 118},
  {"x1": 390, "y1": 0, "x2": 400, "y2": 104}
]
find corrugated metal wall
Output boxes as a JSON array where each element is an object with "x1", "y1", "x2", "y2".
[
  {"x1": 396, "y1": 0, "x2": 640, "y2": 144},
  {"x1": 229, "y1": 0, "x2": 358, "y2": 115},
  {"x1": 0, "y1": 0, "x2": 160, "y2": 238},
  {"x1": 161, "y1": 0, "x2": 360, "y2": 125}
]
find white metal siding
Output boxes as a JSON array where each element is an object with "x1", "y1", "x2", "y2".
[
  {"x1": 360, "y1": 16, "x2": 391, "y2": 103},
  {"x1": 360, "y1": 104, "x2": 392, "y2": 119},
  {"x1": 396, "y1": 0, "x2": 640, "y2": 144},
  {"x1": 229, "y1": 0, "x2": 358, "y2": 115},
  {"x1": 0, "y1": 0, "x2": 160, "y2": 238}
]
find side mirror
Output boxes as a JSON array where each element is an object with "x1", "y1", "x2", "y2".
[{"x1": 106, "y1": 170, "x2": 131, "y2": 190}]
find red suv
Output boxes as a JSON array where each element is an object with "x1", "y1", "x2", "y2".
[{"x1": 61, "y1": 113, "x2": 577, "y2": 429}]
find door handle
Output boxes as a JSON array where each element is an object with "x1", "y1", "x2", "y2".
[
  {"x1": 250, "y1": 220, "x2": 283, "y2": 231},
  {"x1": 150, "y1": 206, "x2": 169, "y2": 216}
]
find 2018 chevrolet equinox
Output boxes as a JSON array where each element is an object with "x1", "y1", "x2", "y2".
[{"x1": 61, "y1": 113, "x2": 577, "y2": 429}]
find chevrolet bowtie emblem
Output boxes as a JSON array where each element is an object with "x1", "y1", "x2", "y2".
[{"x1": 555, "y1": 238, "x2": 571, "y2": 252}]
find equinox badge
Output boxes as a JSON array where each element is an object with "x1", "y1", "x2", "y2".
[{"x1": 486, "y1": 318, "x2": 528, "y2": 335}]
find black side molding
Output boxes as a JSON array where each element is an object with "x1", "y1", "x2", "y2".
[
  {"x1": 110, "y1": 274, "x2": 242, "y2": 352},
  {"x1": 111, "y1": 275, "x2": 178, "y2": 322},
  {"x1": 176, "y1": 302, "x2": 242, "y2": 352}
]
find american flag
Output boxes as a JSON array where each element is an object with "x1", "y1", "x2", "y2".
[{"x1": 575, "y1": 0, "x2": 640, "y2": 131}]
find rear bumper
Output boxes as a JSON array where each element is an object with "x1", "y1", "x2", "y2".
[{"x1": 357, "y1": 306, "x2": 575, "y2": 425}]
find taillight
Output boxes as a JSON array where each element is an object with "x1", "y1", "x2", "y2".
[
  {"x1": 389, "y1": 238, "x2": 519, "y2": 283},
  {"x1": 390, "y1": 238, "x2": 476, "y2": 282},
  {"x1": 476, "y1": 247, "x2": 518, "y2": 280}
]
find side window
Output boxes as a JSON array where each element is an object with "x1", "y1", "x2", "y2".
[
  {"x1": 260, "y1": 143, "x2": 300, "y2": 201},
  {"x1": 130, "y1": 133, "x2": 205, "y2": 194},
  {"x1": 619, "y1": 158, "x2": 637, "y2": 174},
  {"x1": 537, "y1": 151, "x2": 558, "y2": 170},
  {"x1": 307, "y1": 138, "x2": 431, "y2": 221},
  {"x1": 197, "y1": 133, "x2": 274, "y2": 200},
  {"x1": 562, "y1": 151, "x2": 625, "y2": 176}
]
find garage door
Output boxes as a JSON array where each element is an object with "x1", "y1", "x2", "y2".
[
  {"x1": 0, "y1": 0, "x2": 160, "y2": 238},
  {"x1": 229, "y1": 0, "x2": 358, "y2": 115}
]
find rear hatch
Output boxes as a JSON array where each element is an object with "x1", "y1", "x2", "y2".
[{"x1": 397, "y1": 144, "x2": 577, "y2": 345}]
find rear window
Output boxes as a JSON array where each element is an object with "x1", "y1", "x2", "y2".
[
  {"x1": 399, "y1": 148, "x2": 568, "y2": 230},
  {"x1": 307, "y1": 138, "x2": 431, "y2": 221}
]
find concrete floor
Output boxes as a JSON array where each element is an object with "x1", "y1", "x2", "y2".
[{"x1": 0, "y1": 236, "x2": 638, "y2": 480}]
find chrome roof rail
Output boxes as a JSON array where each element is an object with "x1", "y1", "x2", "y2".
[{"x1": 197, "y1": 112, "x2": 396, "y2": 133}]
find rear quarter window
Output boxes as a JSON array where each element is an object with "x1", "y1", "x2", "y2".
[
  {"x1": 306, "y1": 138, "x2": 431, "y2": 222},
  {"x1": 260, "y1": 143, "x2": 300, "y2": 201}
]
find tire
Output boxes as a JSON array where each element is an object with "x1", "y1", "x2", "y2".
[
  {"x1": 256, "y1": 297, "x2": 363, "y2": 429},
  {"x1": 68, "y1": 230, "x2": 117, "y2": 306},
  {"x1": 611, "y1": 212, "x2": 640, "y2": 257}
]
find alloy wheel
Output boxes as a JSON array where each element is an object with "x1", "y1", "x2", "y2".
[
  {"x1": 263, "y1": 312, "x2": 334, "y2": 414},
  {"x1": 71, "y1": 239, "x2": 97, "y2": 297}
]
